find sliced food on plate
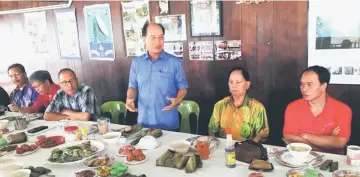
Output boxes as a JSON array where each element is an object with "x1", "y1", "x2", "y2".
[
  {"x1": 118, "y1": 144, "x2": 135, "y2": 157},
  {"x1": 47, "y1": 140, "x2": 104, "y2": 164},
  {"x1": 14, "y1": 143, "x2": 38, "y2": 155},
  {"x1": 83, "y1": 153, "x2": 115, "y2": 168},
  {"x1": 96, "y1": 163, "x2": 128, "y2": 177}
]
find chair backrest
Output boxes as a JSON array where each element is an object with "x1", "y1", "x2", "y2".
[
  {"x1": 178, "y1": 100, "x2": 200, "y2": 134},
  {"x1": 101, "y1": 101, "x2": 127, "y2": 124}
]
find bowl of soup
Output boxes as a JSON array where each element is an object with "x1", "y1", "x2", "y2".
[{"x1": 287, "y1": 143, "x2": 312, "y2": 161}]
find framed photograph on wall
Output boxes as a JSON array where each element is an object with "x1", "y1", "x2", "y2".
[
  {"x1": 189, "y1": 0, "x2": 222, "y2": 37},
  {"x1": 159, "y1": 0, "x2": 170, "y2": 15}
]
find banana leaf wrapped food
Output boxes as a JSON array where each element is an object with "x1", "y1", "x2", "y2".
[
  {"x1": 156, "y1": 150, "x2": 175, "y2": 166},
  {"x1": 185, "y1": 155, "x2": 198, "y2": 173},
  {"x1": 174, "y1": 154, "x2": 190, "y2": 169},
  {"x1": 7, "y1": 132, "x2": 27, "y2": 144}
]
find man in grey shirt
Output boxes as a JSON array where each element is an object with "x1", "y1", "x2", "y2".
[{"x1": 44, "y1": 68, "x2": 100, "y2": 121}]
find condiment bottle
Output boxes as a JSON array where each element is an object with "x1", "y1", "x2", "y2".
[
  {"x1": 75, "y1": 130, "x2": 82, "y2": 141},
  {"x1": 225, "y1": 128, "x2": 236, "y2": 168}
]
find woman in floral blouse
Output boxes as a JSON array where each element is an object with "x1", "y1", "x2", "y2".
[{"x1": 208, "y1": 67, "x2": 269, "y2": 143}]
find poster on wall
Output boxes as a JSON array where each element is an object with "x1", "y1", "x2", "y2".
[
  {"x1": 54, "y1": 8, "x2": 81, "y2": 60},
  {"x1": 24, "y1": 11, "x2": 49, "y2": 59},
  {"x1": 155, "y1": 14, "x2": 187, "y2": 41},
  {"x1": 121, "y1": 1, "x2": 150, "y2": 56},
  {"x1": 308, "y1": 0, "x2": 360, "y2": 84},
  {"x1": 164, "y1": 42, "x2": 183, "y2": 58},
  {"x1": 159, "y1": 0, "x2": 170, "y2": 15},
  {"x1": 83, "y1": 4, "x2": 115, "y2": 61},
  {"x1": 189, "y1": 0, "x2": 222, "y2": 37},
  {"x1": 214, "y1": 40, "x2": 242, "y2": 60},
  {"x1": 188, "y1": 41, "x2": 213, "y2": 61}
]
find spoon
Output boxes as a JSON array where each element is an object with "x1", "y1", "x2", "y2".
[{"x1": 282, "y1": 138, "x2": 293, "y2": 148}]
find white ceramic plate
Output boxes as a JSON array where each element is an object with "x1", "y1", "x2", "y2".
[
  {"x1": 287, "y1": 169, "x2": 324, "y2": 177},
  {"x1": 25, "y1": 125, "x2": 56, "y2": 136},
  {"x1": 332, "y1": 170, "x2": 360, "y2": 177},
  {"x1": 123, "y1": 155, "x2": 148, "y2": 165},
  {"x1": 82, "y1": 153, "x2": 115, "y2": 169},
  {"x1": 0, "y1": 156, "x2": 16, "y2": 165},
  {"x1": 46, "y1": 140, "x2": 105, "y2": 165},
  {"x1": 13, "y1": 146, "x2": 38, "y2": 156},
  {"x1": 69, "y1": 168, "x2": 97, "y2": 177},
  {"x1": 0, "y1": 127, "x2": 15, "y2": 134},
  {"x1": 6, "y1": 169, "x2": 31, "y2": 177},
  {"x1": 0, "y1": 162, "x2": 23, "y2": 172},
  {"x1": 276, "y1": 149, "x2": 324, "y2": 168}
]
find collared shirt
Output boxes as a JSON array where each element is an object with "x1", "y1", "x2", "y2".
[
  {"x1": 129, "y1": 50, "x2": 188, "y2": 130},
  {"x1": 283, "y1": 95, "x2": 352, "y2": 141},
  {"x1": 29, "y1": 84, "x2": 60, "y2": 113},
  {"x1": 10, "y1": 85, "x2": 39, "y2": 107},
  {"x1": 45, "y1": 84, "x2": 100, "y2": 121},
  {"x1": 208, "y1": 95, "x2": 269, "y2": 143}
]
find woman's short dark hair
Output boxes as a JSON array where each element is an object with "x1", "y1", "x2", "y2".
[
  {"x1": 228, "y1": 67, "x2": 250, "y2": 81},
  {"x1": 141, "y1": 21, "x2": 165, "y2": 37},
  {"x1": 29, "y1": 70, "x2": 54, "y2": 84},
  {"x1": 8, "y1": 63, "x2": 26, "y2": 73},
  {"x1": 302, "y1": 65, "x2": 330, "y2": 84}
]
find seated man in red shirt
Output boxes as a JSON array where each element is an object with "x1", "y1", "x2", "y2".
[
  {"x1": 283, "y1": 65, "x2": 352, "y2": 154},
  {"x1": 8, "y1": 70, "x2": 60, "y2": 113}
]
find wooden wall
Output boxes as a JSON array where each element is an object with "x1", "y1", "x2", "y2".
[{"x1": 0, "y1": 1, "x2": 359, "y2": 146}]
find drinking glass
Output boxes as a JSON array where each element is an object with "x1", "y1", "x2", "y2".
[
  {"x1": 197, "y1": 140, "x2": 210, "y2": 160},
  {"x1": 97, "y1": 117, "x2": 110, "y2": 135}
]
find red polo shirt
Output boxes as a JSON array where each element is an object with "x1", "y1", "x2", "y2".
[
  {"x1": 29, "y1": 84, "x2": 60, "y2": 112},
  {"x1": 283, "y1": 96, "x2": 352, "y2": 141}
]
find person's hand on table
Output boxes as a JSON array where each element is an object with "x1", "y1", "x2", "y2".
[
  {"x1": 8, "y1": 104, "x2": 19, "y2": 112},
  {"x1": 162, "y1": 97, "x2": 177, "y2": 111},
  {"x1": 126, "y1": 98, "x2": 138, "y2": 112}
]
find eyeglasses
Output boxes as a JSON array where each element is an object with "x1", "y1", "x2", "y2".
[
  {"x1": 32, "y1": 83, "x2": 44, "y2": 89},
  {"x1": 8, "y1": 73, "x2": 21, "y2": 78},
  {"x1": 59, "y1": 78, "x2": 77, "y2": 86}
]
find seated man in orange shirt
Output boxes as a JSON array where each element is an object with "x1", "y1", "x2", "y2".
[
  {"x1": 283, "y1": 65, "x2": 352, "y2": 154},
  {"x1": 8, "y1": 70, "x2": 60, "y2": 113}
]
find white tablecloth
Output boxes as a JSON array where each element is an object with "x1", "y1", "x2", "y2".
[{"x1": 1, "y1": 120, "x2": 359, "y2": 177}]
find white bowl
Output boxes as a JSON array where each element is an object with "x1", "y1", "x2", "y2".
[
  {"x1": 136, "y1": 135, "x2": 160, "y2": 150},
  {"x1": 0, "y1": 162, "x2": 23, "y2": 172},
  {"x1": 7, "y1": 169, "x2": 31, "y2": 177},
  {"x1": 0, "y1": 120, "x2": 9, "y2": 130},
  {"x1": 169, "y1": 140, "x2": 191, "y2": 154},
  {"x1": 287, "y1": 143, "x2": 312, "y2": 161},
  {"x1": 101, "y1": 132, "x2": 122, "y2": 144}
]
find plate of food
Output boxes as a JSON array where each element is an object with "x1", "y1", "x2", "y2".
[
  {"x1": 26, "y1": 113, "x2": 43, "y2": 121},
  {"x1": 13, "y1": 144, "x2": 38, "y2": 156},
  {"x1": 0, "y1": 127, "x2": 15, "y2": 135},
  {"x1": 332, "y1": 170, "x2": 360, "y2": 177},
  {"x1": 70, "y1": 169, "x2": 96, "y2": 177},
  {"x1": 117, "y1": 144, "x2": 135, "y2": 157},
  {"x1": 287, "y1": 169, "x2": 324, "y2": 177},
  {"x1": 0, "y1": 145, "x2": 17, "y2": 155},
  {"x1": 276, "y1": 149, "x2": 324, "y2": 168},
  {"x1": 46, "y1": 140, "x2": 105, "y2": 165},
  {"x1": 114, "y1": 124, "x2": 142, "y2": 139},
  {"x1": 64, "y1": 126, "x2": 78, "y2": 134},
  {"x1": 83, "y1": 153, "x2": 115, "y2": 168},
  {"x1": 36, "y1": 136, "x2": 65, "y2": 148},
  {"x1": 95, "y1": 163, "x2": 128, "y2": 177},
  {"x1": 123, "y1": 148, "x2": 147, "y2": 165}
]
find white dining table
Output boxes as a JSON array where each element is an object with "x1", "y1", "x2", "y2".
[{"x1": 0, "y1": 119, "x2": 359, "y2": 177}]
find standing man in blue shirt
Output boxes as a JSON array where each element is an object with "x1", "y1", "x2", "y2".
[{"x1": 126, "y1": 22, "x2": 188, "y2": 130}]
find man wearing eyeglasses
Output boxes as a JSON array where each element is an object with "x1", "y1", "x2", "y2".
[
  {"x1": 8, "y1": 70, "x2": 60, "y2": 113},
  {"x1": 7, "y1": 63, "x2": 39, "y2": 109},
  {"x1": 44, "y1": 68, "x2": 100, "y2": 121}
]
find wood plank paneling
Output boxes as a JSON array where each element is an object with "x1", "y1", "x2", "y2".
[{"x1": 0, "y1": 1, "x2": 359, "y2": 146}]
